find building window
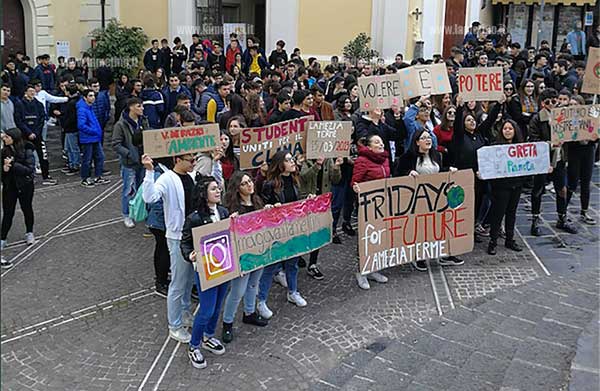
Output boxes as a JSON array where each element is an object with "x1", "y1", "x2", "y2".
[
  {"x1": 196, "y1": 0, "x2": 223, "y2": 39},
  {"x1": 223, "y1": 4, "x2": 240, "y2": 23}
]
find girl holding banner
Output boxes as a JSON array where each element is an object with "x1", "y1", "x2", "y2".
[
  {"x1": 221, "y1": 171, "x2": 271, "y2": 344},
  {"x1": 351, "y1": 134, "x2": 390, "y2": 290},
  {"x1": 180, "y1": 176, "x2": 230, "y2": 369},
  {"x1": 257, "y1": 150, "x2": 308, "y2": 318},
  {"x1": 393, "y1": 129, "x2": 463, "y2": 271}
]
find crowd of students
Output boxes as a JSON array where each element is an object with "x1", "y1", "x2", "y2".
[{"x1": 1, "y1": 21, "x2": 598, "y2": 368}]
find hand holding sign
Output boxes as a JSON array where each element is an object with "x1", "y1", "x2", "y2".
[{"x1": 142, "y1": 154, "x2": 154, "y2": 171}]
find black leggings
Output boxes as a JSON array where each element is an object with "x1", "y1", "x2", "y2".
[
  {"x1": 32, "y1": 136, "x2": 50, "y2": 179},
  {"x1": 150, "y1": 227, "x2": 170, "y2": 285},
  {"x1": 1, "y1": 182, "x2": 35, "y2": 240},
  {"x1": 531, "y1": 161, "x2": 567, "y2": 216},
  {"x1": 489, "y1": 185, "x2": 522, "y2": 242},
  {"x1": 567, "y1": 143, "x2": 595, "y2": 211}
]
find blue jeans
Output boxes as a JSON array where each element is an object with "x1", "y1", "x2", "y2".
[
  {"x1": 64, "y1": 133, "x2": 80, "y2": 169},
  {"x1": 222, "y1": 268, "x2": 263, "y2": 324},
  {"x1": 257, "y1": 258, "x2": 299, "y2": 302},
  {"x1": 166, "y1": 238, "x2": 194, "y2": 330},
  {"x1": 80, "y1": 142, "x2": 104, "y2": 180},
  {"x1": 190, "y1": 273, "x2": 229, "y2": 348},
  {"x1": 121, "y1": 165, "x2": 145, "y2": 216}
]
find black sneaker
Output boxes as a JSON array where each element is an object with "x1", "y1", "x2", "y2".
[
  {"x1": 332, "y1": 234, "x2": 342, "y2": 244},
  {"x1": 143, "y1": 227, "x2": 153, "y2": 238},
  {"x1": 342, "y1": 222, "x2": 356, "y2": 236},
  {"x1": 188, "y1": 347, "x2": 207, "y2": 369},
  {"x1": 242, "y1": 312, "x2": 268, "y2": 327},
  {"x1": 81, "y1": 178, "x2": 95, "y2": 188},
  {"x1": 505, "y1": 240, "x2": 523, "y2": 252},
  {"x1": 556, "y1": 217, "x2": 578, "y2": 234},
  {"x1": 412, "y1": 260, "x2": 428, "y2": 272},
  {"x1": 155, "y1": 282, "x2": 168, "y2": 298},
  {"x1": 298, "y1": 257, "x2": 307, "y2": 268},
  {"x1": 65, "y1": 168, "x2": 78, "y2": 176},
  {"x1": 1, "y1": 257, "x2": 13, "y2": 269},
  {"x1": 438, "y1": 256, "x2": 465, "y2": 266},
  {"x1": 60, "y1": 167, "x2": 71, "y2": 174},
  {"x1": 94, "y1": 177, "x2": 110, "y2": 185},
  {"x1": 42, "y1": 177, "x2": 58, "y2": 186},
  {"x1": 487, "y1": 241, "x2": 497, "y2": 255},
  {"x1": 580, "y1": 211, "x2": 596, "y2": 225},
  {"x1": 191, "y1": 284, "x2": 199, "y2": 301},
  {"x1": 222, "y1": 322, "x2": 233, "y2": 343},
  {"x1": 202, "y1": 337, "x2": 225, "y2": 355},
  {"x1": 307, "y1": 264, "x2": 324, "y2": 280}
]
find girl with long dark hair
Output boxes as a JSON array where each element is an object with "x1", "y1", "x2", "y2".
[
  {"x1": 180, "y1": 176, "x2": 229, "y2": 369},
  {"x1": 1, "y1": 128, "x2": 36, "y2": 268},
  {"x1": 220, "y1": 171, "x2": 271, "y2": 343},
  {"x1": 256, "y1": 150, "x2": 307, "y2": 319},
  {"x1": 487, "y1": 120, "x2": 527, "y2": 255}
]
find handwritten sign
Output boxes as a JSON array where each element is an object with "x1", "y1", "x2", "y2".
[
  {"x1": 191, "y1": 193, "x2": 333, "y2": 290},
  {"x1": 143, "y1": 124, "x2": 220, "y2": 158},
  {"x1": 357, "y1": 170, "x2": 474, "y2": 275},
  {"x1": 457, "y1": 67, "x2": 504, "y2": 101},
  {"x1": 399, "y1": 63, "x2": 452, "y2": 100},
  {"x1": 477, "y1": 142, "x2": 550, "y2": 180},
  {"x1": 239, "y1": 116, "x2": 313, "y2": 169},
  {"x1": 305, "y1": 121, "x2": 352, "y2": 159},
  {"x1": 358, "y1": 74, "x2": 403, "y2": 111},
  {"x1": 582, "y1": 47, "x2": 600, "y2": 95},
  {"x1": 549, "y1": 104, "x2": 600, "y2": 144}
]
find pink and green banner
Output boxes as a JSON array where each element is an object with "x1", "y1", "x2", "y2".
[{"x1": 192, "y1": 193, "x2": 333, "y2": 290}]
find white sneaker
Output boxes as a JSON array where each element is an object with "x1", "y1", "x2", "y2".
[
  {"x1": 169, "y1": 327, "x2": 191, "y2": 343},
  {"x1": 367, "y1": 272, "x2": 388, "y2": 284},
  {"x1": 35, "y1": 167, "x2": 42, "y2": 175},
  {"x1": 287, "y1": 291, "x2": 307, "y2": 307},
  {"x1": 356, "y1": 272, "x2": 370, "y2": 290},
  {"x1": 257, "y1": 301, "x2": 273, "y2": 319},
  {"x1": 25, "y1": 232, "x2": 35, "y2": 246},
  {"x1": 123, "y1": 217, "x2": 135, "y2": 228},
  {"x1": 182, "y1": 311, "x2": 194, "y2": 328},
  {"x1": 273, "y1": 270, "x2": 288, "y2": 288},
  {"x1": 188, "y1": 347, "x2": 207, "y2": 369}
]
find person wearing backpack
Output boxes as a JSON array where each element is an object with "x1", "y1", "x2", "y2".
[{"x1": 112, "y1": 97, "x2": 149, "y2": 228}]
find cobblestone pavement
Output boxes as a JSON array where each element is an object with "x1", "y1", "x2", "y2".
[{"x1": 1, "y1": 125, "x2": 598, "y2": 390}]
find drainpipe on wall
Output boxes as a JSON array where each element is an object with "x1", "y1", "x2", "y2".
[{"x1": 101, "y1": 0, "x2": 106, "y2": 29}]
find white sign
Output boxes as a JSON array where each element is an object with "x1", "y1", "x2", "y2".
[
  {"x1": 477, "y1": 142, "x2": 550, "y2": 180},
  {"x1": 56, "y1": 41, "x2": 70, "y2": 59},
  {"x1": 585, "y1": 11, "x2": 594, "y2": 27}
]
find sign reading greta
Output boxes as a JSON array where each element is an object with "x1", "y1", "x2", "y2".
[
  {"x1": 477, "y1": 142, "x2": 550, "y2": 180},
  {"x1": 357, "y1": 170, "x2": 474, "y2": 275}
]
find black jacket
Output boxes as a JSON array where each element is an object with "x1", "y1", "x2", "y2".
[
  {"x1": 1, "y1": 143, "x2": 35, "y2": 190},
  {"x1": 180, "y1": 205, "x2": 230, "y2": 263},
  {"x1": 452, "y1": 103, "x2": 501, "y2": 170},
  {"x1": 261, "y1": 179, "x2": 299, "y2": 205},
  {"x1": 62, "y1": 95, "x2": 80, "y2": 134},
  {"x1": 16, "y1": 97, "x2": 45, "y2": 137}
]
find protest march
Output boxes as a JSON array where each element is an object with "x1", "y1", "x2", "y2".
[{"x1": 1, "y1": 9, "x2": 599, "y2": 380}]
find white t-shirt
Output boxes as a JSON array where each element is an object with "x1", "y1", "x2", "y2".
[{"x1": 416, "y1": 154, "x2": 439, "y2": 175}]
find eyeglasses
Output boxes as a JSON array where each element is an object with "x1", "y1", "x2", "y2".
[
  {"x1": 240, "y1": 180, "x2": 253, "y2": 187},
  {"x1": 447, "y1": 110, "x2": 456, "y2": 115},
  {"x1": 285, "y1": 157, "x2": 295, "y2": 162},
  {"x1": 419, "y1": 135, "x2": 432, "y2": 141},
  {"x1": 87, "y1": 94, "x2": 95, "y2": 98}
]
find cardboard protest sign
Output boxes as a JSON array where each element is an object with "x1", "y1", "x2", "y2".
[
  {"x1": 305, "y1": 121, "x2": 352, "y2": 159},
  {"x1": 192, "y1": 218, "x2": 241, "y2": 291},
  {"x1": 191, "y1": 193, "x2": 333, "y2": 291},
  {"x1": 399, "y1": 63, "x2": 452, "y2": 100},
  {"x1": 232, "y1": 193, "x2": 333, "y2": 273},
  {"x1": 143, "y1": 124, "x2": 220, "y2": 158},
  {"x1": 358, "y1": 74, "x2": 403, "y2": 111},
  {"x1": 581, "y1": 47, "x2": 600, "y2": 95},
  {"x1": 457, "y1": 67, "x2": 504, "y2": 102},
  {"x1": 477, "y1": 142, "x2": 550, "y2": 180},
  {"x1": 549, "y1": 104, "x2": 600, "y2": 144},
  {"x1": 357, "y1": 170, "x2": 474, "y2": 275},
  {"x1": 239, "y1": 116, "x2": 313, "y2": 169}
]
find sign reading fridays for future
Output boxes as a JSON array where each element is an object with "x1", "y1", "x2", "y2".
[
  {"x1": 549, "y1": 104, "x2": 600, "y2": 144},
  {"x1": 142, "y1": 124, "x2": 220, "y2": 158},
  {"x1": 477, "y1": 142, "x2": 550, "y2": 180},
  {"x1": 239, "y1": 116, "x2": 313, "y2": 169},
  {"x1": 192, "y1": 193, "x2": 333, "y2": 291},
  {"x1": 357, "y1": 63, "x2": 452, "y2": 110},
  {"x1": 357, "y1": 170, "x2": 474, "y2": 275}
]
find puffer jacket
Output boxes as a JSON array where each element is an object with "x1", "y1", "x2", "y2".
[
  {"x1": 351, "y1": 146, "x2": 390, "y2": 185},
  {"x1": 76, "y1": 98, "x2": 103, "y2": 144}
]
